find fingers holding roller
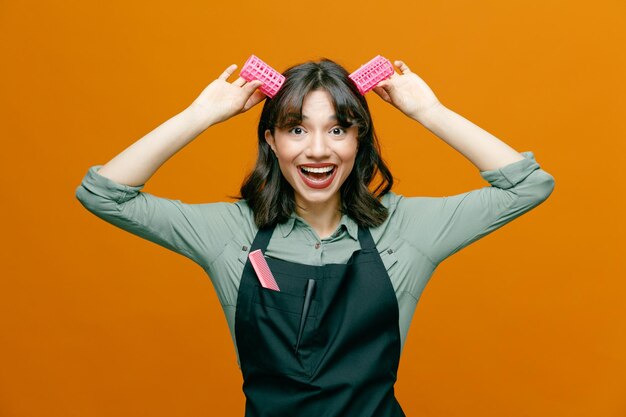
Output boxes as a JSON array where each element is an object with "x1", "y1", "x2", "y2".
[
  {"x1": 219, "y1": 64, "x2": 256, "y2": 89},
  {"x1": 232, "y1": 77, "x2": 247, "y2": 87},
  {"x1": 242, "y1": 88, "x2": 267, "y2": 112},
  {"x1": 243, "y1": 79, "x2": 264, "y2": 95},
  {"x1": 372, "y1": 85, "x2": 392, "y2": 103}
]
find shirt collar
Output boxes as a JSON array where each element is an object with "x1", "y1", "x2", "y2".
[{"x1": 277, "y1": 211, "x2": 359, "y2": 241}]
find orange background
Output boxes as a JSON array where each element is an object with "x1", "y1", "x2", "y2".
[{"x1": 1, "y1": 0, "x2": 624, "y2": 416}]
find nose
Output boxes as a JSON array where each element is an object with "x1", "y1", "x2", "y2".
[{"x1": 304, "y1": 131, "x2": 332, "y2": 159}]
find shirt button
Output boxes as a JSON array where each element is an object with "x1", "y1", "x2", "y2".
[{"x1": 314, "y1": 242, "x2": 321, "y2": 249}]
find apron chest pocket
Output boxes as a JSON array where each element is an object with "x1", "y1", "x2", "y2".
[
  {"x1": 253, "y1": 286, "x2": 319, "y2": 317},
  {"x1": 249, "y1": 284, "x2": 321, "y2": 378}
]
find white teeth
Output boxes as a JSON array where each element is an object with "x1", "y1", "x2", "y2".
[{"x1": 301, "y1": 165, "x2": 334, "y2": 173}]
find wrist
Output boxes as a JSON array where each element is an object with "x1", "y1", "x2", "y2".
[
  {"x1": 413, "y1": 102, "x2": 446, "y2": 126},
  {"x1": 184, "y1": 104, "x2": 219, "y2": 131}
]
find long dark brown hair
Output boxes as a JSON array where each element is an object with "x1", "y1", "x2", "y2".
[{"x1": 234, "y1": 58, "x2": 394, "y2": 229}]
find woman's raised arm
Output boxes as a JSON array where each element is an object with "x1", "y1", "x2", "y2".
[
  {"x1": 374, "y1": 60, "x2": 555, "y2": 264},
  {"x1": 373, "y1": 59, "x2": 536, "y2": 171},
  {"x1": 74, "y1": 64, "x2": 265, "y2": 268},
  {"x1": 95, "y1": 63, "x2": 265, "y2": 187}
]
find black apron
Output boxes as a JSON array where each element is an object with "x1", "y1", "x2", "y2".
[{"x1": 234, "y1": 222, "x2": 406, "y2": 417}]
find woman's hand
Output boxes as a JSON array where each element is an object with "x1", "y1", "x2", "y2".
[
  {"x1": 188, "y1": 64, "x2": 267, "y2": 127},
  {"x1": 372, "y1": 60, "x2": 443, "y2": 123}
]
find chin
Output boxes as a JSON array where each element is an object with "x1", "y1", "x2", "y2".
[{"x1": 296, "y1": 189, "x2": 339, "y2": 204}]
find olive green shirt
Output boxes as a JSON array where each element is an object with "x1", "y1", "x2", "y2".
[{"x1": 75, "y1": 151, "x2": 555, "y2": 368}]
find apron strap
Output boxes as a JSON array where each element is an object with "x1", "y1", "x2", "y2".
[
  {"x1": 357, "y1": 224, "x2": 376, "y2": 251},
  {"x1": 249, "y1": 223, "x2": 277, "y2": 253}
]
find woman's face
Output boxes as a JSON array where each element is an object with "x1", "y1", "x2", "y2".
[{"x1": 265, "y1": 89, "x2": 359, "y2": 211}]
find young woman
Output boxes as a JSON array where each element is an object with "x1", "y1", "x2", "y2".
[{"x1": 76, "y1": 57, "x2": 555, "y2": 416}]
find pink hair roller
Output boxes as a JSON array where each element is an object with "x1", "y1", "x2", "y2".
[
  {"x1": 239, "y1": 54, "x2": 286, "y2": 98},
  {"x1": 349, "y1": 55, "x2": 395, "y2": 95}
]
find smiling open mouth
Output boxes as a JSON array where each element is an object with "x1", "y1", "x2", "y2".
[
  {"x1": 299, "y1": 165, "x2": 336, "y2": 180},
  {"x1": 298, "y1": 165, "x2": 338, "y2": 189}
]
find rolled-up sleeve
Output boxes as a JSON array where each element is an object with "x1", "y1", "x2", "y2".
[
  {"x1": 75, "y1": 165, "x2": 243, "y2": 267},
  {"x1": 395, "y1": 151, "x2": 556, "y2": 265}
]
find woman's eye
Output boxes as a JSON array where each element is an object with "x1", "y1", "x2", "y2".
[{"x1": 287, "y1": 127, "x2": 346, "y2": 136}]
